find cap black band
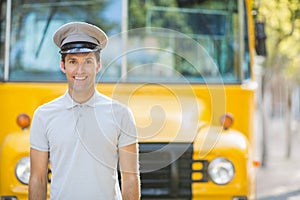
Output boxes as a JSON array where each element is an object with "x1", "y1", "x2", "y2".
[{"x1": 60, "y1": 42, "x2": 101, "y2": 54}]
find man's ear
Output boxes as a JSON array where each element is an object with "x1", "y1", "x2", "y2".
[
  {"x1": 96, "y1": 61, "x2": 101, "y2": 73},
  {"x1": 60, "y1": 61, "x2": 66, "y2": 73}
]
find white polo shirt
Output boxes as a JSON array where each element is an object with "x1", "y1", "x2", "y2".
[{"x1": 30, "y1": 90, "x2": 138, "y2": 200}]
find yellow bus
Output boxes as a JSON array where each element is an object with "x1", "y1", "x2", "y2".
[{"x1": 0, "y1": 0, "x2": 259, "y2": 199}]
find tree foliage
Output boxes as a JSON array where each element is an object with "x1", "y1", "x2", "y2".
[{"x1": 253, "y1": 0, "x2": 300, "y2": 80}]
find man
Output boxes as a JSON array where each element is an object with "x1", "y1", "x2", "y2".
[{"x1": 29, "y1": 22, "x2": 140, "y2": 200}]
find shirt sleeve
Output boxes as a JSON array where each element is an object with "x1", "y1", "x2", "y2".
[
  {"x1": 30, "y1": 109, "x2": 49, "y2": 152},
  {"x1": 118, "y1": 107, "x2": 138, "y2": 147}
]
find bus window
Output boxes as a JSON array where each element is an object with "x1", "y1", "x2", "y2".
[
  {"x1": 6, "y1": 0, "x2": 250, "y2": 84},
  {"x1": 8, "y1": 0, "x2": 121, "y2": 82},
  {"x1": 121, "y1": 0, "x2": 248, "y2": 83}
]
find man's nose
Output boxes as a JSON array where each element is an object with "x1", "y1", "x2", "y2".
[{"x1": 76, "y1": 62, "x2": 84, "y2": 72}]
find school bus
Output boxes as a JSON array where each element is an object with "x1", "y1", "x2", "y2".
[{"x1": 0, "y1": 0, "x2": 260, "y2": 199}]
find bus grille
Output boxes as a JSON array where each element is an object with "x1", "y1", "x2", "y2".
[{"x1": 139, "y1": 143, "x2": 208, "y2": 199}]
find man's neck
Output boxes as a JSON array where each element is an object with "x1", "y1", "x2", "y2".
[{"x1": 69, "y1": 88, "x2": 95, "y2": 104}]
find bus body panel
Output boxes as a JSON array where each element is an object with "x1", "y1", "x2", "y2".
[{"x1": 0, "y1": 83, "x2": 256, "y2": 199}]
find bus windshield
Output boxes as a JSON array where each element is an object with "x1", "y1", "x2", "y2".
[{"x1": 1, "y1": 0, "x2": 250, "y2": 83}]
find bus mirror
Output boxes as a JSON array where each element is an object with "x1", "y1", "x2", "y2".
[{"x1": 255, "y1": 21, "x2": 267, "y2": 56}]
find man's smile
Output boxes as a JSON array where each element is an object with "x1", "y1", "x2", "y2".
[{"x1": 74, "y1": 76, "x2": 87, "y2": 81}]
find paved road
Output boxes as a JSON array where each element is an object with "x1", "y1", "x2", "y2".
[{"x1": 256, "y1": 115, "x2": 300, "y2": 200}]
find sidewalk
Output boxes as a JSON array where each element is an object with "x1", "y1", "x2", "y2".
[{"x1": 256, "y1": 116, "x2": 300, "y2": 200}]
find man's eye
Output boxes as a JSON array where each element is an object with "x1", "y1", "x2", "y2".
[{"x1": 69, "y1": 61, "x2": 76, "y2": 64}]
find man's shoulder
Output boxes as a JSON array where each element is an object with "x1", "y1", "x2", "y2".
[
  {"x1": 35, "y1": 94, "x2": 66, "y2": 113},
  {"x1": 95, "y1": 92, "x2": 128, "y2": 108}
]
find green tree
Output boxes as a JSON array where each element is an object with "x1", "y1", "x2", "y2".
[{"x1": 254, "y1": 0, "x2": 300, "y2": 79}]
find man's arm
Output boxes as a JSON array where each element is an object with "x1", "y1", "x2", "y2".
[
  {"x1": 29, "y1": 148, "x2": 49, "y2": 200},
  {"x1": 119, "y1": 143, "x2": 140, "y2": 200}
]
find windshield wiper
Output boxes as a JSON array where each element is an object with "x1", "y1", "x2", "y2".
[{"x1": 35, "y1": 2, "x2": 59, "y2": 58}]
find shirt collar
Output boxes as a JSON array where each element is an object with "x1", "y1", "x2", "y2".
[{"x1": 64, "y1": 90, "x2": 97, "y2": 109}]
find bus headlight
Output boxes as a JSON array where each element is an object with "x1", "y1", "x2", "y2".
[
  {"x1": 208, "y1": 157, "x2": 235, "y2": 185},
  {"x1": 15, "y1": 156, "x2": 30, "y2": 185}
]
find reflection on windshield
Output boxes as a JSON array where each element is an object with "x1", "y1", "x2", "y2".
[
  {"x1": 100, "y1": 27, "x2": 221, "y2": 83},
  {"x1": 100, "y1": 0, "x2": 246, "y2": 83},
  {"x1": 6, "y1": 0, "x2": 249, "y2": 83}
]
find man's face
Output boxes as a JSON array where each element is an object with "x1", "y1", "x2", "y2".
[{"x1": 60, "y1": 52, "x2": 100, "y2": 94}]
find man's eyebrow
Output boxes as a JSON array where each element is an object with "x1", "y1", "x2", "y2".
[{"x1": 67, "y1": 57, "x2": 77, "y2": 60}]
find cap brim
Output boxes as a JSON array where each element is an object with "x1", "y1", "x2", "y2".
[{"x1": 59, "y1": 47, "x2": 101, "y2": 54}]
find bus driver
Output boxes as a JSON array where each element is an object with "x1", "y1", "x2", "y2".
[{"x1": 28, "y1": 22, "x2": 140, "y2": 200}]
